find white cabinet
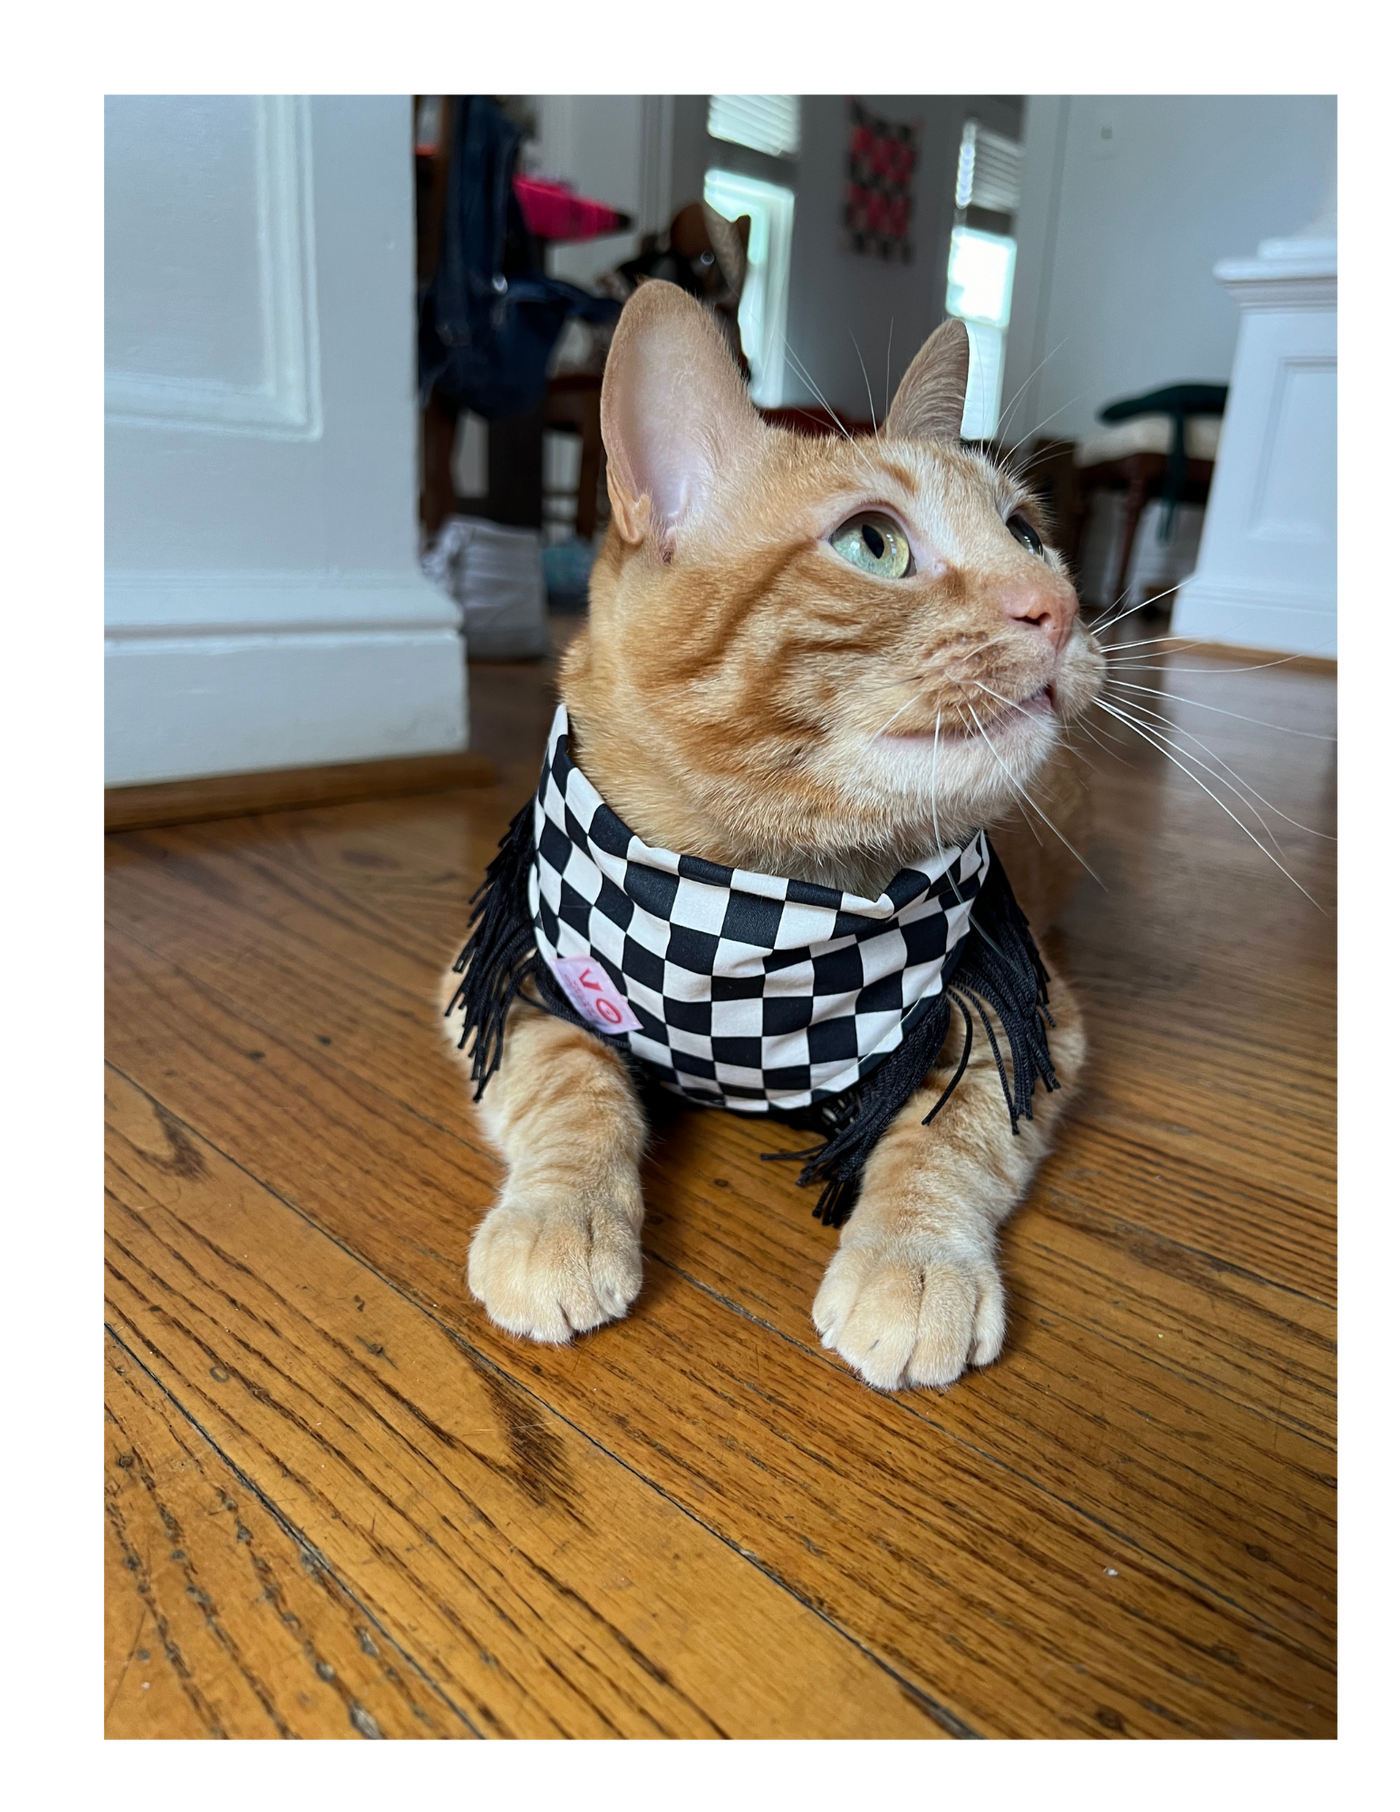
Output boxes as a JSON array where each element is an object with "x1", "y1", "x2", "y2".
[{"x1": 1174, "y1": 233, "x2": 1337, "y2": 657}]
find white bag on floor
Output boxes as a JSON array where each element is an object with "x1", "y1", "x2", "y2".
[{"x1": 422, "y1": 517, "x2": 550, "y2": 660}]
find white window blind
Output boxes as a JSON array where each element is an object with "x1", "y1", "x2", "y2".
[
  {"x1": 707, "y1": 95, "x2": 800, "y2": 160},
  {"x1": 955, "y1": 121, "x2": 1023, "y2": 216}
]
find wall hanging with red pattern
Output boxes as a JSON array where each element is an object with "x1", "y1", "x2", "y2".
[{"x1": 844, "y1": 100, "x2": 920, "y2": 264}]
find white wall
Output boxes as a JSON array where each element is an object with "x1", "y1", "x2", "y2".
[
  {"x1": 529, "y1": 96, "x2": 673, "y2": 289},
  {"x1": 782, "y1": 95, "x2": 1022, "y2": 418},
  {"x1": 560, "y1": 93, "x2": 1022, "y2": 420},
  {"x1": 1002, "y1": 95, "x2": 1337, "y2": 448},
  {"x1": 105, "y1": 95, "x2": 466, "y2": 787}
]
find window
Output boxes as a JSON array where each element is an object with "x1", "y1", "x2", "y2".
[
  {"x1": 944, "y1": 120, "x2": 1023, "y2": 440},
  {"x1": 704, "y1": 169, "x2": 795, "y2": 409},
  {"x1": 955, "y1": 120, "x2": 1022, "y2": 216},
  {"x1": 706, "y1": 95, "x2": 801, "y2": 160}
]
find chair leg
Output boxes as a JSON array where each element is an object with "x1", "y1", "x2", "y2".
[
  {"x1": 576, "y1": 420, "x2": 603, "y2": 541},
  {"x1": 1112, "y1": 469, "x2": 1149, "y2": 612},
  {"x1": 421, "y1": 389, "x2": 458, "y2": 538}
]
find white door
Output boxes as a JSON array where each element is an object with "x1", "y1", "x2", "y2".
[{"x1": 105, "y1": 95, "x2": 466, "y2": 786}]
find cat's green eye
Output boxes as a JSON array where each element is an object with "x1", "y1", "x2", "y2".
[{"x1": 829, "y1": 513, "x2": 913, "y2": 579}]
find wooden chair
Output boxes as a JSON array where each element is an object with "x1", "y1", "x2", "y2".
[
  {"x1": 1068, "y1": 450, "x2": 1216, "y2": 609},
  {"x1": 544, "y1": 374, "x2": 606, "y2": 540}
]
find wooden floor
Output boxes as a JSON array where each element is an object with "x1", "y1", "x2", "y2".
[{"x1": 104, "y1": 624, "x2": 1336, "y2": 1739}]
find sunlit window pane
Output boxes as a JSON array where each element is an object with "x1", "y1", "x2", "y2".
[
  {"x1": 961, "y1": 321, "x2": 1006, "y2": 441},
  {"x1": 945, "y1": 227, "x2": 1017, "y2": 329},
  {"x1": 703, "y1": 169, "x2": 795, "y2": 408}
]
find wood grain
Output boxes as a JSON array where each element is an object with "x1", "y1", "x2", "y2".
[
  {"x1": 105, "y1": 1066, "x2": 946, "y2": 1739},
  {"x1": 105, "y1": 639, "x2": 1336, "y2": 1739},
  {"x1": 105, "y1": 750, "x2": 496, "y2": 834},
  {"x1": 105, "y1": 1332, "x2": 465, "y2": 1738}
]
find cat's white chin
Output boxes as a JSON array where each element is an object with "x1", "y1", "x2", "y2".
[{"x1": 857, "y1": 697, "x2": 1061, "y2": 831}]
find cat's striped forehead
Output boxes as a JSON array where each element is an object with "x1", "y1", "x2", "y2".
[{"x1": 722, "y1": 428, "x2": 1042, "y2": 569}]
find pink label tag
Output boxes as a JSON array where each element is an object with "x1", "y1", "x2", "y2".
[{"x1": 546, "y1": 954, "x2": 642, "y2": 1034}]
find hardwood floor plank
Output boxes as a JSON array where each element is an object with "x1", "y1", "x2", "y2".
[
  {"x1": 105, "y1": 1332, "x2": 465, "y2": 1738},
  {"x1": 103, "y1": 937, "x2": 1335, "y2": 1737},
  {"x1": 105, "y1": 750, "x2": 496, "y2": 834},
  {"x1": 634, "y1": 1114, "x2": 1336, "y2": 1641},
  {"x1": 104, "y1": 1067, "x2": 947, "y2": 1741}
]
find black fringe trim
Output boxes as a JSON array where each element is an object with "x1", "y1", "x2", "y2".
[
  {"x1": 444, "y1": 797, "x2": 627, "y2": 1098},
  {"x1": 760, "y1": 844, "x2": 1058, "y2": 1225},
  {"x1": 445, "y1": 805, "x2": 1058, "y2": 1229}
]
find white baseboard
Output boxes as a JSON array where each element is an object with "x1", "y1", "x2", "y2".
[
  {"x1": 1171, "y1": 575, "x2": 1336, "y2": 658},
  {"x1": 105, "y1": 570, "x2": 469, "y2": 787}
]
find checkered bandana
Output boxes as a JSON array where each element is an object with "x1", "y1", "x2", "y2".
[
  {"x1": 448, "y1": 704, "x2": 1057, "y2": 1226},
  {"x1": 527, "y1": 705, "x2": 989, "y2": 1114}
]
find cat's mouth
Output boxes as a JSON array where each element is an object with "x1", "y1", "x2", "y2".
[{"x1": 882, "y1": 684, "x2": 1055, "y2": 745}]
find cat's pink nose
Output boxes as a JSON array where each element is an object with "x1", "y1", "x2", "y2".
[{"x1": 996, "y1": 580, "x2": 1075, "y2": 651}]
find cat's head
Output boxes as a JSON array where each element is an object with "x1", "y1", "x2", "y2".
[{"x1": 562, "y1": 281, "x2": 1104, "y2": 880}]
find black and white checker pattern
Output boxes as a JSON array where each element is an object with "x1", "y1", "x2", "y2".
[{"x1": 528, "y1": 705, "x2": 990, "y2": 1114}]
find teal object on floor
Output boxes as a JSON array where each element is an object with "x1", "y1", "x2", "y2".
[{"x1": 542, "y1": 538, "x2": 597, "y2": 613}]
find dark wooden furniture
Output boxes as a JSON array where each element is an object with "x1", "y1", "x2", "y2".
[
  {"x1": 414, "y1": 97, "x2": 627, "y2": 542},
  {"x1": 1068, "y1": 450, "x2": 1216, "y2": 609},
  {"x1": 759, "y1": 405, "x2": 877, "y2": 439},
  {"x1": 544, "y1": 373, "x2": 606, "y2": 540}
]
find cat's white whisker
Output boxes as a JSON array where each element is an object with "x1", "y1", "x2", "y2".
[
  {"x1": 1094, "y1": 699, "x2": 1324, "y2": 909},
  {"x1": 930, "y1": 695, "x2": 1031, "y2": 970},
  {"x1": 970, "y1": 680, "x2": 1049, "y2": 726},
  {"x1": 1098, "y1": 633, "x2": 1212, "y2": 654},
  {"x1": 850, "y1": 329, "x2": 879, "y2": 438},
  {"x1": 1070, "y1": 718, "x2": 1132, "y2": 765},
  {"x1": 1112, "y1": 657, "x2": 1312, "y2": 678},
  {"x1": 864, "y1": 696, "x2": 920, "y2": 748},
  {"x1": 1099, "y1": 696, "x2": 1293, "y2": 856},
  {"x1": 929, "y1": 711, "x2": 959, "y2": 870},
  {"x1": 997, "y1": 389, "x2": 1089, "y2": 473},
  {"x1": 782, "y1": 338, "x2": 886, "y2": 489},
  {"x1": 1105, "y1": 678, "x2": 1337, "y2": 745},
  {"x1": 972, "y1": 680, "x2": 1096, "y2": 773},
  {"x1": 995, "y1": 337, "x2": 1070, "y2": 446},
  {"x1": 781, "y1": 342, "x2": 854, "y2": 440},
  {"x1": 1089, "y1": 581, "x2": 1183, "y2": 635},
  {"x1": 1102, "y1": 690, "x2": 1336, "y2": 844},
  {"x1": 965, "y1": 701, "x2": 1104, "y2": 886},
  {"x1": 1003, "y1": 442, "x2": 1070, "y2": 487}
]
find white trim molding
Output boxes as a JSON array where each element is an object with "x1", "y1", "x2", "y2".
[
  {"x1": 105, "y1": 571, "x2": 466, "y2": 786},
  {"x1": 104, "y1": 97, "x2": 323, "y2": 440},
  {"x1": 1170, "y1": 575, "x2": 1336, "y2": 659},
  {"x1": 105, "y1": 98, "x2": 467, "y2": 788},
  {"x1": 1213, "y1": 254, "x2": 1337, "y2": 315}
]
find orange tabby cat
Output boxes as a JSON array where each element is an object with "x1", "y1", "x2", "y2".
[{"x1": 440, "y1": 281, "x2": 1104, "y2": 1391}]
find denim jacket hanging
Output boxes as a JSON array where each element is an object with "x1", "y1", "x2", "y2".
[{"x1": 418, "y1": 96, "x2": 620, "y2": 420}]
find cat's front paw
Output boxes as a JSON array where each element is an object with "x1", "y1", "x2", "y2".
[
  {"x1": 812, "y1": 1234, "x2": 1005, "y2": 1391},
  {"x1": 467, "y1": 1187, "x2": 643, "y2": 1344}
]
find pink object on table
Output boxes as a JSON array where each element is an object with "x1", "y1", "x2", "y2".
[{"x1": 513, "y1": 177, "x2": 625, "y2": 243}]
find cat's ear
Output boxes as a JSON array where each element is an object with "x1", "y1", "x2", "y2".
[
  {"x1": 884, "y1": 318, "x2": 970, "y2": 444},
  {"x1": 601, "y1": 280, "x2": 763, "y2": 550}
]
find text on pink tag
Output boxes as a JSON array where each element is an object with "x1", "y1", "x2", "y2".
[{"x1": 546, "y1": 954, "x2": 642, "y2": 1034}]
